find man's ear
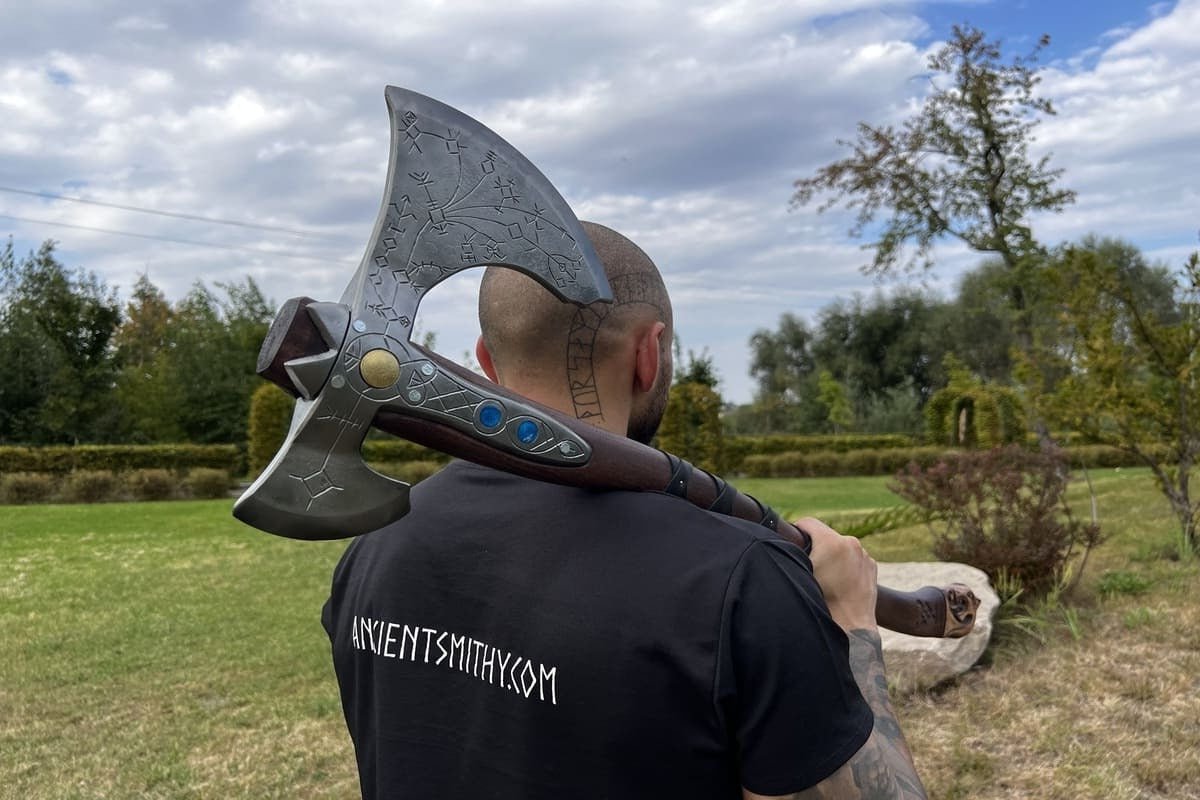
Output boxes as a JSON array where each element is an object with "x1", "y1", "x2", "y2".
[
  {"x1": 475, "y1": 336, "x2": 500, "y2": 383},
  {"x1": 633, "y1": 321, "x2": 667, "y2": 393}
]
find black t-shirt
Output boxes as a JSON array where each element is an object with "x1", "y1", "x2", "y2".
[{"x1": 322, "y1": 460, "x2": 873, "y2": 799}]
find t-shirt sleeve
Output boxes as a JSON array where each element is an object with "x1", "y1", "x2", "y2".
[{"x1": 715, "y1": 538, "x2": 875, "y2": 795}]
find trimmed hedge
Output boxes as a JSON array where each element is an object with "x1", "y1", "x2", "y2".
[
  {"x1": 740, "y1": 447, "x2": 952, "y2": 478},
  {"x1": 0, "y1": 467, "x2": 237, "y2": 505},
  {"x1": 122, "y1": 469, "x2": 176, "y2": 501},
  {"x1": 0, "y1": 444, "x2": 244, "y2": 476},
  {"x1": 361, "y1": 439, "x2": 451, "y2": 464},
  {"x1": 183, "y1": 468, "x2": 233, "y2": 499},
  {"x1": 369, "y1": 460, "x2": 445, "y2": 485},
  {"x1": 730, "y1": 433, "x2": 916, "y2": 456},
  {"x1": 738, "y1": 444, "x2": 1158, "y2": 478},
  {"x1": 725, "y1": 434, "x2": 916, "y2": 472},
  {"x1": 61, "y1": 470, "x2": 120, "y2": 503},
  {"x1": 0, "y1": 472, "x2": 57, "y2": 505}
]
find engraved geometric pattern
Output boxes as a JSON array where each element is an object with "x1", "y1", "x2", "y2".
[{"x1": 350, "y1": 88, "x2": 608, "y2": 345}]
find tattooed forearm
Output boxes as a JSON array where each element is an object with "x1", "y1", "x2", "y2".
[
  {"x1": 843, "y1": 628, "x2": 927, "y2": 799},
  {"x1": 743, "y1": 633, "x2": 926, "y2": 799}
]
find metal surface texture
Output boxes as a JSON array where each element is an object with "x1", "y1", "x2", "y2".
[{"x1": 234, "y1": 87, "x2": 610, "y2": 539}]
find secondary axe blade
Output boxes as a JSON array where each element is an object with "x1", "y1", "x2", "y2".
[{"x1": 233, "y1": 396, "x2": 410, "y2": 540}]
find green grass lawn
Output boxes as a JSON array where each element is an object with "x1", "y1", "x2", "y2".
[
  {"x1": 0, "y1": 501, "x2": 357, "y2": 799},
  {"x1": 735, "y1": 474, "x2": 905, "y2": 517},
  {"x1": 2, "y1": 470, "x2": 1197, "y2": 798}
]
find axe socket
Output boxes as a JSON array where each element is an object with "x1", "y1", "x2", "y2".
[{"x1": 257, "y1": 295, "x2": 321, "y2": 398}]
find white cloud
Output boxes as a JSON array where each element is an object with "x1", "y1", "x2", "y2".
[
  {"x1": 112, "y1": 15, "x2": 168, "y2": 32},
  {"x1": 1, "y1": 0, "x2": 1197, "y2": 405}
]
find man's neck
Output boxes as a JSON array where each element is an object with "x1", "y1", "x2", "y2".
[{"x1": 505, "y1": 380, "x2": 631, "y2": 441}]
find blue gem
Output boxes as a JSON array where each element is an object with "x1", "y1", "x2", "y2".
[
  {"x1": 517, "y1": 420, "x2": 539, "y2": 444},
  {"x1": 479, "y1": 404, "x2": 503, "y2": 429}
]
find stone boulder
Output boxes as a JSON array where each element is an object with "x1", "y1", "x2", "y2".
[{"x1": 876, "y1": 562, "x2": 1000, "y2": 692}]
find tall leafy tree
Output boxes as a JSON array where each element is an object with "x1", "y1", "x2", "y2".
[
  {"x1": 166, "y1": 278, "x2": 274, "y2": 444},
  {"x1": 811, "y1": 289, "x2": 949, "y2": 411},
  {"x1": 792, "y1": 24, "x2": 1074, "y2": 350},
  {"x1": 747, "y1": 312, "x2": 823, "y2": 432},
  {"x1": 942, "y1": 260, "x2": 1021, "y2": 383},
  {"x1": 0, "y1": 239, "x2": 121, "y2": 443},
  {"x1": 1030, "y1": 240, "x2": 1199, "y2": 556},
  {"x1": 112, "y1": 274, "x2": 184, "y2": 442}
]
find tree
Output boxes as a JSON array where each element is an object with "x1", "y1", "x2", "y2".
[
  {"x1": 747, "y1": 313, "x2": 822, "y2": 432},
  {"x1": 943, "y1": 260, "x2": 1021, "y2": 383},
  {"x1": 792, "y1": 24, "x2": 1074, "y2": 350},
  {"x1": 0, "y1": 239, "x2": 121, "y2": 443},
  {"x1": 811, "y1": 289, "x2": 950, "y2": 418},
  {"x1": 166, "y1": 278, "x2": 275, "y2": 444},
  {"x1": 816, "y1": 369, "x2": 853, "y2": 432},
  {"x1": 112, "y1": 274, "x2": 184, "y2": 443},
  {"x1": 1030, "y1": 241, "x2": 1200, "y2": 556}
]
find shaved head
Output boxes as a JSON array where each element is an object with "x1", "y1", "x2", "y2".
[{"x1": 478, "y1": 221, "x2": 673, "y2": 442}]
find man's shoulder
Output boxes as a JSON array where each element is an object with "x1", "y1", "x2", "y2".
[{"x1": 344, "y1": 459, "x2": 798, "y2": 582}]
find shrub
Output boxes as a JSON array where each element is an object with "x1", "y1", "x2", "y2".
[
  {"x1": 891, "y1": 445, "x2": 1103, "y2": 595},
  {"x1": 840, "y1": 449, "x2": 881, "y2": 477},
  {"x1": 184, "y1": 468, "x2": 232, "y2": 499},
  {"x1": 247, "y1": 383, "x2": 295, "y2": 475},
  {"x1": 60, "y1": 470, "x2": 120, "y2": 503},
  {"x1": 657, "y1": 381, "x2": 726, "y2": 474},
  {"x1": 123, "y1": 469, "x2": 177, "y2": 501},
  {"x1": 0, "y1": 472, "x2": 57, "y2": 505}
]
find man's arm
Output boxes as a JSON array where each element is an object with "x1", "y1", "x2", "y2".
[{"x1": 745, "y1": 520, "x2": 927, "y2": 800}]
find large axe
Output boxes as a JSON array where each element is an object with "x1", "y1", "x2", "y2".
[{"x1": 234, "y1": 86, "x2": 979, "y2": 639}]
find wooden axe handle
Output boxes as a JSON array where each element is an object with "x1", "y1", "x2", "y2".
[{"x1": 260, "y1": 298, "x2": 979, "y2": 638}]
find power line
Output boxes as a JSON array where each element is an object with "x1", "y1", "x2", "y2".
[
  {"x1": 0, "y1": 184, "x2": 337, "y2": 240},
  {"x1": 0, "y1": 213, "x2": 350, "y2": 263}
]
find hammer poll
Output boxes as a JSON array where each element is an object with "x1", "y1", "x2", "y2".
[{"x1": 234, "y1": 87, "x2": 979, "y2": 639}]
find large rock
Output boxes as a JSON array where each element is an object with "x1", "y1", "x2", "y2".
[{"x1": 876, "y1": 562, "x2": 999, "y2": 692}]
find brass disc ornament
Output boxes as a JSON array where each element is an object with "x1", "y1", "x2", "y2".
[{"x1": 360, "y1": 348, "x2": 401, "y2": 388}]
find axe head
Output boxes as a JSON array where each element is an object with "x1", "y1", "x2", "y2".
[{"x1": 234, "y1": 86, "x2": 609, "y2": 540}]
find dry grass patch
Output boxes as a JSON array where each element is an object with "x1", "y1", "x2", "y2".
[
  {"x1": 896, "y1": 592, "x2": 1200, "y2": 799},
  {"x1": 856, "y1": 467, "x2": 1200, "y2": 800}
]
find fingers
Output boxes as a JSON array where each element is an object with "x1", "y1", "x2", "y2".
[{"x1": 793, "y1": 516, "x2": 878, "y2": 632}]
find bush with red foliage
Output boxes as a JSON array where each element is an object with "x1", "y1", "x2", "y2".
[{"x1": 891, "y1": 445, "x2": 1102, "y2": 594}]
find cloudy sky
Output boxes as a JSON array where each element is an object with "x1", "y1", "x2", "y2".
[{"x1": 3, "y1": 0, "x2": 1197, "y2": 402}]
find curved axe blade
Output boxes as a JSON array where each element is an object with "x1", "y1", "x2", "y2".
[
  {"x1": 235, "y1": 86, "x2": 609, "y2": 539},
  {"x1": 341, "y1": 86, "x2": 612, "y2": 329}
]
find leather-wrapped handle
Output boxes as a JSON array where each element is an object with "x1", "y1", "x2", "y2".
[{"x1": 259, "y1": 298, "x2": 979, "y2": 638}]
